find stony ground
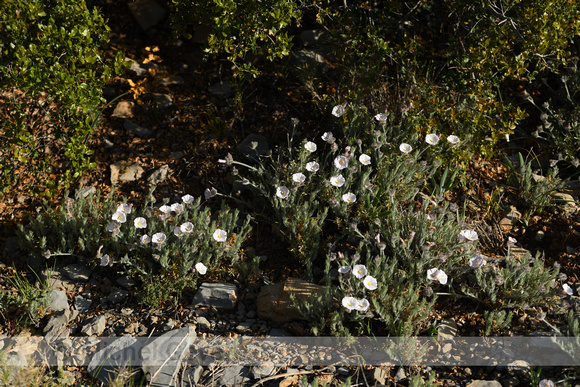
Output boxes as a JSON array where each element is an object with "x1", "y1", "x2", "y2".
[{"x1": 2, "y1": 0, "x2": 580, "y2": 385}]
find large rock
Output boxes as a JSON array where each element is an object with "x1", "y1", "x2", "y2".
[
  {"x1": 88, "y1": 335, "x2": 143, "y2": 385},
  {"x1": 111, "y1": 101, "x2": 135, "y2": 118},
  {"x1": 257, "y1": 278, "x2": 324, "y2": 323},
  {"x1": 191, "y1": 283, "x2": 238, "y2": 310},
  {"x1": 110, "y1": 161, "x2": 144, "y2": 185}
]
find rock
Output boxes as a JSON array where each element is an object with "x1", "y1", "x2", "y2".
[
  {"x1": 152, "y1": 93, "x2": 173, "y2": 108},
  {"x1": 372, "y1": 367, "x2": 388, "y2": 385},
  {"x1": 107, "y1": 288, "x2": 129, "y2": 304},
  {"x1": 251, "y1": 361, "x2": 276, "y2": 379},
  {"x1": 257, "y1": 278, "x2": 324, "y2": 323},
  {"x1": 182, "y1": 366, "x2": 204, "y2": 386},
  {"x1": 74, "y1": 296, "x2": 91, "y2": 314},
  {"x1": 292, "y1": 49, "x2": 326, "y2": 67},
  {"x1": 81, "y1": 314, "x2": 107, "y2": 336},
  {"x1": 466, "y1": 381, "x2": 501, "y2": 387},
  {"x1": 235, "y1": 321, "x2": 253, "y2": 333},
  {"x1": 191, "y1": 283, "x2": 238, "y2": 310},
  {"x1": 219, "y1": 365, "x2": 251, "y2": 387},
  {"x1": 158, "y1": 75, "x2": 185, "y2": 86},
  {"x1": 499, "y1": 207, "x2": 521, "y2": 232},
  {"x1": 124, "y1": 120, "x2": 154, "y2": 138},
  {"x1": 147, "y1": 165, "x2": 170, "y2": 185},
  {"x1": 535, "y1": 230, "x2": 545, "y2": 241},
  {"x1": 208, "y1": 81, "x2": 232, "y2": 99},
  {"x1": 300, "y1": 29, "x2": 330, "y2": 46},
  {"x1": 505, "y1": 360, "x2": 530, "y2": 372},
  {"x1": 161, "y1": 319, "x2": 175, "y2": 331},
  {"x1": 142, "y1": 326, "x2": 196, "y2": 387},
  {"x1": 62, "y1": 264, "x2": 92, "y2": 282},
  {"x1": 395, "y1": 367, "x2": 406, "y2": 381},
  {"x1": 196, "y1": 316, "x2": 212, "y2": 330},
  {"x1": 111, "y1": 101, "x2": 135, "y2": 118},
  {"x1": 237, "y1": 133, "x2": 270, "y2": 163},
  {"x1": 127, "y1": 0, "x2": 166, "y2": 31},
  {"x1": 43, "y1": 309, "x2": 77, "y2": 338},
  {"x1": 88, "y1": 335, "x2": 142, "y2": 385},
  {"x1": 49, "y1": 290, "x2": 69, "y2": 313},
  {"x1": 110, "y1": 161, "x2": 144, "y2": 185},
  {"x1": 102, "y1": 138, "x2": 114, "y2": 149},
  {"x1": 554, "y1": 192, "x2": 577, "y2": 216},
  {"x1": 42, "y1": 268, "x2": 69, "y2": 291},
  {"x1": 438, "y1": 318, "x2": 458, "y2": 338}
]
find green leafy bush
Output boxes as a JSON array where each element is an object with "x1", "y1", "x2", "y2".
[{"x1": 0, "y1": 0, "x2": 123, "y2": 196}]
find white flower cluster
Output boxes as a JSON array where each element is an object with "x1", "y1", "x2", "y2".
[{"x1": 338, "y1": 264, "x2": 378, "y2": 312}]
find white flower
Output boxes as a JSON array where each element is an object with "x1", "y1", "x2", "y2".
[
  {"x1": 204, "y1": 188, "x2": 217, "y2": 200},
  {"x1": 171, "y1": 203, "x2": 184, "y2": 213},
  {"x1": 292, "y1": 173, "x2": 306, "y2": 183},
  {"x1": 334, "y1": 156, "x2": 348, "y2": 170},
  {"x1": 374, "y1": 113, "x2": 388, "y2": 123},
  {"x1": 342, "y1": 296, "x2": 358, "y2": 311},
  {"x1": 469, "y1": 255, "x2": 485, "y2": 268},
  {"x1": 342, "y1": 192, "x2": 356, "y2": 203},
  {"x1": 355, "y1": 298, "x2": 370, "y2": 312},
  {"x1": 182, "y1": 194, "x2": 194, "y2": 204},
  {"x1": 159, "y1": 205, "x2": 171, "y2": 214},
  {"x1": 174, "y1": 226, "x2": 184, "y2": 237},
  {"x1": 338, "y1": 266, "x2": 351, "y2": 274},
  {"x1": 363, "y1": 275, "x2": 378, "y2": 290},
  {"x1": 306, "y1": 161, "x2": 320, "y2": 173},
  {"x1": 459, "y1": 229, "x2": 478, "y2": 242},
  {"x1": 152, "y1": 232, "x2": 166, "y2": 244},
  {"x1": 332, "y1": 104, "x2": 346, "y2": 117},
  {"x1": 359, "y1": 154, "x2": 371, "y2": 165},
  {"x1": 116, "y1": 203, "x2": 132, "y2": 214},
  {"x1": 181, "y1": 222, "x2": 194, "y2": 233},
  {"x1": 112, "y1": 211, "x2": 127, "y2": 223},
  {"x1": 134, "y1": 217, "x2": 147, "y2": 229},
  {"x1": 213, "y1": 229, "x2": 227, "y2": 242},
  {"x1": 508, "y1": 237, "x2": 517, "y2": 245},
  {"x1": 505, "y1": 134, "x2": 510, "y2": 142},
  {"x1": 140, "y1": 235, "x2": 151, "y2": 245},
  {"x1": 330, "y1": 174, "x2": 345, "y2": 187},
  {"x1": 563, "y1": 283, "x2": 574, "y2": 296},
  {"x1": 539, "y1": 380, "x2": 555, "y2": 387},
  {"x1": 447, "y1": 135, "x2": 460, "y2": 145},
  {"x1": 353, "y1": 264, "x2": 368, "y2": 279},
  {"x1": 304, "y1": 141, "x2": 317, "y2": 152},
  {"x1": 195, "y1": 262, "x2": 207, "y2": 275},
  {"x1": 399, "y1": 143, "x2": 413, "y2": 154},
  {"x1": 276, "y1": 186, "x2": 289, "y2": 199},
  {"x1": 425, "y1": 133, "x2": 440, "y2": 145},
  {"x1": 321, "y1": 132, "x2": 335, "y2": 143},
  {"x1": 427, "y1": 268, "x2": 448, "y2": 285},
  {"x1": 100, "y1": 254, "x2": 110, "y2": 267},
  {"x1": 106, "y1": 221, "x2": 119, "y2": 232}
]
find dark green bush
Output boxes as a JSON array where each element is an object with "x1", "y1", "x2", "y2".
[{"x1": 0, "y1": 0, "x2": 123, "y2": 196}]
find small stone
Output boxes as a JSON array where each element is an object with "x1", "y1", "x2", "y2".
[
  {"x1": 337, "y1": 367, "x2": 350, "y2": 376},
  {"x1": 196, "y1": 316, "x2": 212, "y2": 330},
  {"x1": 107, "y1": 288, "x2": 129, "y2": 304},
  {"x1": 62, "y1": 264, "x2": 92, "y2": 282},
  {"x1": 182, "y1": 366, "x2": 204, "y2": 386},
  {"x1": 111, "y1": 101, "x2": 135, "y2": 118},
  {"x1": 43, "y1": 309, "x2": 77, "y2": 338},
  {"x1": 219, "y1": 365, "x2": 251, "y2": 387},
  {"x1": 161, "y1": 319, "x2": 175, "y2": 331},
  {"x1": 235, "y1": 321, "x2": 253, "y2": 333},
  {"x1": 499, "y1": 207, "x2": 521, "y2": 232},
  {"x1": 74, "y1": 296, "x2": 91, "y2": 314},
  {"x1": 110, "y1": 161, "x2": 144, "y2": 185},
  {"x1": 102, "y1": 139, "x2": 114, "y2": 149},
  {"x1": 251, "y1": 361, "x2": 276, "y2": 379},
  {"x1": 81, "y1": 314, "x2": 107, "y2": 336},
  {"x1": 124, "y1": 120, "x2": 154, "y2": 138},
  {"x1": 147, "y1": 164, "x2": 170, "y2": 185},
  {"x1": 158, "y1": 75, "x2": 185, "y2": 86},
  {"x1": 49, "y1": 290, "x2": 69, "y2": 313},
  {"x1": 438, "y1": 318, "x2": 458, "y2": 338},
  {"x1": 372, "y1": 367, "x2": 388, "y2": 384},
  {"x1": 208, "y1": 81, "x2": 232, "y2": 99},
  {"x1": 395, "y1": 367, "x2": 406, "y2": 381},
  {"x1": 535, "y1": 230, "x2": 545, "y2": 241}
]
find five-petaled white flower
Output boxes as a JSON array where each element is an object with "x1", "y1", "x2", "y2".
[
  {"x1": 355, "y1": 298, "x2": 370, "y2": 312},
  {"x1": 508, "y1": 237, "x2": 517, "y2": 246},
  {"x1": 100, "y1": 254, "x2": 110, "y2": 267},
  {"x1": 106, "y1": 221, "x2": 119, "y2": 232},
  {"x1": 195, "y1": 262, "x2": 208, "y2": 275},
  {"x1": 359, "y1": 154, "x2": 371, "y2": 165},
  {"x1": 306, "y1": 161, "x2": 320, "y2": 173},
  {"x1": 174, "y1": 226, "x2": 184, "y2": 237},
  {"x1": 425, "y1": 134, "x2": 440, "y2": 145},
  {"x1": 152, "y1": 232, "x2": 166, "y2": 244},
  {"x1": 321, "y1": 132, "x2": 335, "y2": 143},
  {"x1": 304, "y1": 141, "x2": 317, "y2": 152},
  {"x1": 276, "y1": 186, "x2": 289, "y2": 199},
  {"x1": 182, "y1": 194, "x2": 194, "y2": 204},
  {"x1": 353, "y1": 264, "x2": 368, "y2": 279},
  {"x1": 338, "y1": 265, "x2": 352, "y2": 274},
  {"x1": 181, "y1": 222, "x2": 194, "y2": 233},
  {"x1": 134, "y1": 217, "x2": 147, "y2": 229},
  {"x1": 159, "y1": 205, "x2": 171, "y2": 214},
  {"x1": 374, "y1": 113, "x2": 388, "y2": 123},
  {"x1": 399, "y1": 143, "x2": 413, "y2": 154},
  {"x1": 112, "y1": 211, "x2": 127, "y2": 223},
  {"x1": 330, "y1": 174, "x2": 345, "y2": 187},
  {"x1": 539, "y1": 380, "x2": 555, "y2": 387},
  {"x1": 459, "y1": 229, "x2": 478, "y2": 242},
  {"x1": 363, "y1": 275, "x2": 378, "y2": 290},
  {"x1": 213, "y1": 229, "x2": 227, "y2": 242},
  {"x1": 427, "y1": 268, "x2": 448, "y2": 285},
  {"x1": 140, "y1": 235, "x2": 151, "y2": 245},
  {"x1": 171, "y1": 203, "x2": 184, "y2": 213},
  {"x1": 332, "y1": 104, "x2": 346, "y2": 117},
  {"x1": 563, "y1": 283, "x2": 573, "y2": 296},
  {"x1": 334, "y1": 156, "x2": 348, "y2": 170},
  {"x1": 469, "y1": 255, "x2": 485, "y2": 268},
  {"x1": 116, "y1": 203, "x2": 132, "y2": 214},
  {"x1": 342, "y1": 296, "x2": 358, "y2": 311},
  {"x1": 342, "y1": 192, "x2": 356, "y2": 204},
  {"x1": 447, "y1": 135, "x2": 460, "y2": 145},
  {"x1": 292, "y1": 173, "x2": 306, "y2": 183}
]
